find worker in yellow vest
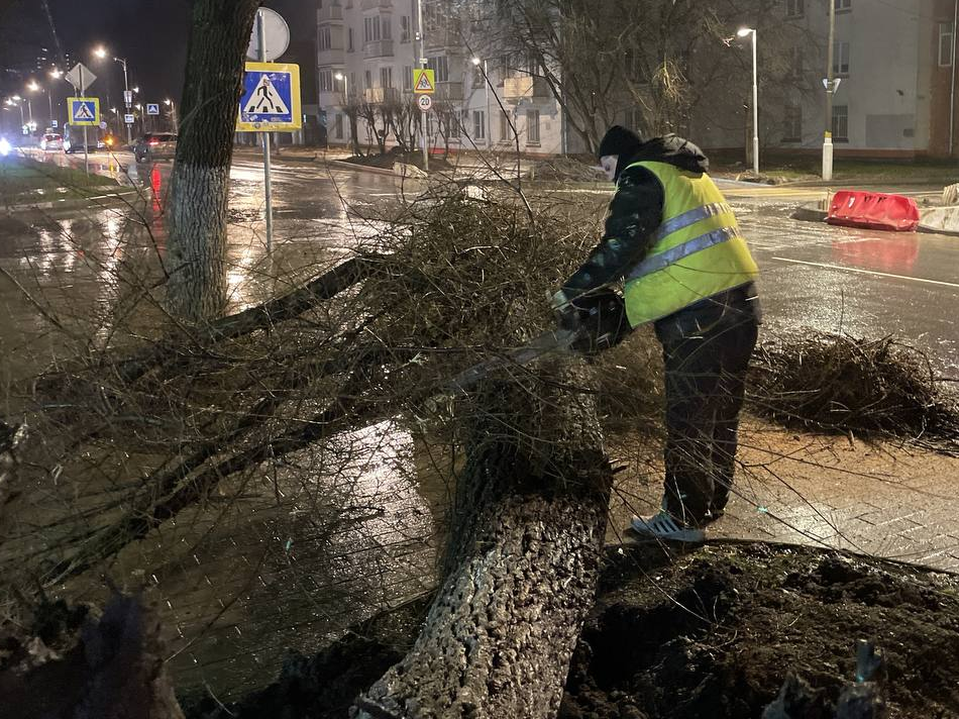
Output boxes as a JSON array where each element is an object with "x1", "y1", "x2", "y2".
[{"x1": 552, "y1": 125, "x2": 761, "y2": 542}]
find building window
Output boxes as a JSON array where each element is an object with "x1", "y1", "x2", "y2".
[
  {"x1": 786, "y1": 0, "x2": 804, "y2": 18},
  {"x1": 472, "y1": 62, "x2": 484, "y2": 90},
  {"x1": 834, "y1": 0, "x2": 851, "y2": 10},
  {"x1": 335, "y1": 113, "x2": 344, "y2": 139},
  {"x1": 427, "y1": 55, "x2": 449, "y2": 82},
  {"x1": 400, "y1": 16, "x2": 412, "y2": 43},
  {"x1": 500, "y1": 111, "x2": 510, "y2": 142},
  {"x1": 833, "y1": 41, "x2": 850, "y2": 74},
  {"x1": 382, "y1": 16, "x2": 392, "y2": 40},
  {"x1": 365, "y1": 70, "x2": 372, "y2": 90},
  {"x1": 940, "y1": 22, "x2": 955, "y2": 67},
  {"x1": 319, "y1": 27, "x2": 332, "y2": 51},
  {"x1": 380, "y1": 67, "x2": 393, "y2": 89},
  {"x1": 473, "y1": 110, "x2": 486, "y2": 139},
  {"x1": 832, "y1": 104, "x2": 849, "y2": 142},
  {"x1": 447, "y1": 111, "x2": 461, "y2": 139},
  {"x1": 364, "y1": 16, "x2": 382, "y2": 43},
  {"x1": 789, "y1": 46, "x2": 803, "y2": 79},
  {"x1": 783, "y1": 105, "x2": 802, "y2": 142},
  {"x1": 403, "y1": 65, "x2": 413, "y2": 91},
  {"x1": 527, "y1": 109, "x2": 541, "y2": 144},
  {"x1": 319, "y1": 69, "x2": 334, "y2": 92},
  {"x1": 348, "y1": 28, "x2": 354, "y2": 52}
]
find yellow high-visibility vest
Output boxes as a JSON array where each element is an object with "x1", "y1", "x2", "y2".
[{"x1": 621, "y1": 160, "x2": 759, "y2": 327}]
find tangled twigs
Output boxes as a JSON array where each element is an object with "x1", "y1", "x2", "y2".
[{"x1": 749, "y1": 332, "x2": 959, "y2": 446}]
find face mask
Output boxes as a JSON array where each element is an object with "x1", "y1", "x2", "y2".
[{"x1": 600, "y1": 155, "x2": 618, "y2": 182}]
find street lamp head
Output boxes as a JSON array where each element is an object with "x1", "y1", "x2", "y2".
[
  {"x1": 49, "y1": 67, "x2": 62, "y2": 79},
  {"x1": 132, "y1": 86, "x2": 139, "y2": 93},
  {"x1": 27, "y1": 81, "x2": 40, "y2": 92},
  {"x1": 471, "y1": 56, "x2": 481, "y2": 66},
  {"x1": 737, "y1": 27, "x2": 754, "y2": 37},
  {"x1": 11, "y1": 95, "x2": 21, "y2": 101},
  {"x1": 164, "y1": 99, "x2": 172, "y2": 105},
  {"x1": 334, "y1": 72, "x2": 344, "y2": 80},
  {"x1": 94, "y1": 46, "x2": 108, "y2": 58}
]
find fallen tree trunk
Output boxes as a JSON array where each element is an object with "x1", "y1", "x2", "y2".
[
  {"x1": 114, "y1": 254, "x2": 391, "y2": 384},
  {"x1": 353, "y1": 361, "x2": 614, "y2": 719}
]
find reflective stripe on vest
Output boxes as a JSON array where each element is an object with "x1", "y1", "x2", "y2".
[
  {"x1": 627, "y1": 226, "x2": 742, "y2": 281},
  {"x1": 651, "y1": 202, "x2": 732, "y2": 243},
  {"x1": 621, "y1": 160, "x2": 759, "y2": 327}
]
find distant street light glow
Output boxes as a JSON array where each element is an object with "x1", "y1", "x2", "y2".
[
  {"x1": 738, "y1": 27, "x2": 754, "y2": 37},
  {"x1": 94, "y1": 46, "x2": 108, "y2": 58},
  {"x1": 0, "y1": 138, "x2": 11, "y2": 157},
  {"x1": 27, "y1": 81, "x2": 40, "y2": 92}
]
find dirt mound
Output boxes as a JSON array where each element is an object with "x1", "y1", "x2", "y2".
[{"x1": 182, "y1": 543, "x2": 959, "y2": 718}]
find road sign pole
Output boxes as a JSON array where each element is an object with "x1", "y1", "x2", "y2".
[
  {"x1": 79, "y1": 65, "x2": 89, "y2": 175},
  {"x1": 416, "y1": 0, "x2": 428, "y2": 172},
  {"x1": 258, "y1": 10, "x2": 273, "y2": 252}
]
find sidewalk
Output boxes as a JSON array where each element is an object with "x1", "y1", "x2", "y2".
[{"x1": 609, "y1": 421, "x2": 959, "y2": 573}]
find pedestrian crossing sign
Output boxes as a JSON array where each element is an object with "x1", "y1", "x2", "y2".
[
  {"x1": 68, "y1": 97, "x2": 100, "y2": 126},
  {"x1": 237, "y1": 62, "x2": 301, "y2": 132},
  {"x1": 413, "y1": 69, "x2": 435, "y2": 94}
]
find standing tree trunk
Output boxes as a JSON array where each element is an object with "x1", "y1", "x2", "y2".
[
  {"x1": 165, "y1": 0, "x2": 261, "y2": 322},
  {"x1": 353, "y1": 362, "x2": 614, "y2": 719}
]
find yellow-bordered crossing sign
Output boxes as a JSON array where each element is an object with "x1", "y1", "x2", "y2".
[
  {"x1": 237, "y1": 62, "x2": 302, "y2": 132},
  {"x1": 413, "y1": 69, "x2": 435, "y2": 94},
  {"x1": 68, "y1": 97, "x2": 100, "y2": 126}
]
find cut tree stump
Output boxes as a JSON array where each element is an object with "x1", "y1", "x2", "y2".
[{"x1": 353, "y1": 361, "x2": 615, "y2": 719}]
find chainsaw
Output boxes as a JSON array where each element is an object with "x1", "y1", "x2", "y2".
[{"x1": 442, "y1": 290, "x2": 630, "y2": 396}]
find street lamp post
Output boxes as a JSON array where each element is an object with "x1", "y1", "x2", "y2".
[
  {"x1": 96, "y1": 46, "x2": 133, "y2": 145},
  {"x1": 164, "y1": 99, "x2": 177, "y2": 133},
  {"x1": 334, "y1": 71, "x2": 350, "y2": 149},
  {"x1": 738, "y1": 27, "x2": 759, "y2": 175},
  {"x1": 471, "y1": 57, "x2": 492, "y2": 146}
]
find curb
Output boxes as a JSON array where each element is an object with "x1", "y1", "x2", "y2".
[{"x1": 330, "y1": 159, "x2": 400, "y2": 177}]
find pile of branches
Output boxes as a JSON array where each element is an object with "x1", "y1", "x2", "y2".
[
  {"x1": 0, "y1": 191, "x2": 606, "y2": 592},
  {"x1": 750, "y1": 331, "x2": 959, "y2": 446}
]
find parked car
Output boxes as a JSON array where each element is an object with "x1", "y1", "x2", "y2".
[
  {"x1": 62, "y1": 125, "x2": 104, "y2": 154},
  {"x1": 40, "y1": 133, "x2": 63, "y2": 151},
  {"x1": 134, "y1": 133, "x2": 177, "y2": 163}
]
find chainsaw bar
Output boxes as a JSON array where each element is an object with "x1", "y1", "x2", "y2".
[{"x1": 442, "y1": 327, "x2": 584, "y2": 396}]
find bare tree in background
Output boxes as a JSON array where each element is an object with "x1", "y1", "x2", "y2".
[
  {"x1": 467, "y1": 0, "x2": 808, "y2": 152},
  {"x1": 165, "y1": 0, "x2": 262, "y2": 322}
]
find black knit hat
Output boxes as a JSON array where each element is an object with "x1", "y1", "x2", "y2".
[{"x1": 597, "y1": 125, "x2": 644, "y2": 160}]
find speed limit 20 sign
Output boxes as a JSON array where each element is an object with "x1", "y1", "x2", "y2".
[{"x1": 417, "y1": 94, "x2": 433, "y2": 112}]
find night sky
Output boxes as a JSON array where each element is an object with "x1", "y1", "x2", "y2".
[{"x1": 2, "y1": 0, "x2": 316, "y2": 108}]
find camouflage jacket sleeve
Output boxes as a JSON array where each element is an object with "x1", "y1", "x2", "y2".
[{"x1": 560, "y1": 164, "x2": 664, "y2": 303}]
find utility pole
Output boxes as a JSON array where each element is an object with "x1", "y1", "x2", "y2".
[
  {"x1": 79, "y1": 64, "x2": 89, "y2": 175},
  {"x1": 823, "y1": 0, "x2": 836, "y2": 181},
  {"x1": 416, "y1": 0, "x2": 429, "y2": 171}
]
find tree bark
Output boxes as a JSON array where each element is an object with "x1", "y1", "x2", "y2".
[
  {"x1": 165, "y1": 0, "x2": 261, "y2": 322},
  {"x1": 353, "y1": 362, "x2": 614, "y2": 719}
]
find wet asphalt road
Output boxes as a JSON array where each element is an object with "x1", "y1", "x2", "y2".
[{"x1": 7, "y1": 149, "x2": 959, "y2": 378}]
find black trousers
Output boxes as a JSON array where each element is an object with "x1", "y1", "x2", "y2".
[{"x1": 653, "y1": 283, "x2": 760, "y2": 526}]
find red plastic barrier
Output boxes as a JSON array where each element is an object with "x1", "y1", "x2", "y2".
[{"x1": 826, "y1": 190, "x2": 920, "y2": 232}]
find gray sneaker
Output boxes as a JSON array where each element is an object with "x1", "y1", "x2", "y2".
[{"x1": 630, "y1": 511, "x2": 706, "y2": 543}]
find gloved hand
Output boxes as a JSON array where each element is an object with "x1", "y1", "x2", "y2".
[{"x1": 550, "y1": 290, "x2": 584, "y2": 332}]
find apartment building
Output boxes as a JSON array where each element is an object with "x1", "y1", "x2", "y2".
[
  {"x1": 316, "y1": 0, "x2": 565, "y2": 155},
  {"x1": 694, "y1": 0, "x2": 959, "y2": 158}
]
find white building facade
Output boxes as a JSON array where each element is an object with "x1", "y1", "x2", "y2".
[{"x1": 316, "y1": 0, "x2": 565, "y2": 156}]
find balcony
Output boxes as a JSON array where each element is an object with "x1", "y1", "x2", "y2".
[
  {"x1": 503, "y1": 76, "x2": 550, "y2": 100},
  {"x1": 434, "y1": 81, "x2": 464, "y2": 101},
  {"x1": 364, "y1": 39, "x2": 394, "y2": 58},
  {"x1": 360, "y1": 0, "x2": 391, "y2": 10},
  {"x1": 318, "y1": 47, "x2": 346, "y2": 65},
  {"x1": 317, "y1": 4, "x2": 343, "y2": 23},
  {"x1": 363, "y1": 87, "x2": 402, "y2": 104}
]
